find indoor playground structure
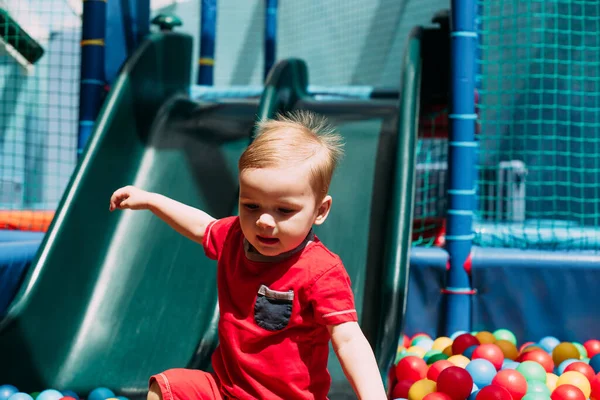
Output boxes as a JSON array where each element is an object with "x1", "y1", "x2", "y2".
[{"x1": 1, "y1": 0, "x2": 600, "y2": 400}]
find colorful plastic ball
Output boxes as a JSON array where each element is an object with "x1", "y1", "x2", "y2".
[
  {"x1": 7, "y1": 394, "x2": 33, "y2": 400},
  {"x1": 501, "y1": 360, "x2": 520, "y2": 370},
  {"x1": 463, "y1": 345, "x2": 479, "y2": 360},
  {"x1": 396, "y1": 356, "x2": 428, "y2": 382},
  {"x1": 557, "y1": 359, "x2": 580, "y2": 376},
  {"x1": 491, "y1": 369, "x2": 528, "y2": 400},
  {"x1": 521, "y1": 393, "x2": 550, "y2": 400},
  {"x1": 407, "y1": 346, "x2": 428, "y2": 358},
  {"x1": 448, "y1": 355, "x2": 471, "y2": 368},
  {"x1": 557, "y1": 371, "x2": 591, "y2": 399},
  {"x1": 425, "y1": 350, "x2": 443, "y2": 363},
  {"x1": 516, "y1": 361, "x2": 547, "y2": 382},
  {"x1": 466, "y1": 358, "x2": 497, "y2": 388},
  {"x1": 29, "y1": 394, "x2": 39, "y2": 400},
  {"x1": 408, "y1": 379, "x2": 437, "y2": 400},
  {"x1": 415, "y1": 338, "x2": 435, "y2": 352},
  {"x1": 37, "y1": 390, "x2": 63, "y2": 400},
  {"x1": 546, "y1": 373, "x2": 559, "y2": 392},
  {"x1": 398, "y1": 352, "x2": 421, "y2": 363},
  {"x1": 60, "y1": 391, "x2": 79, "y2": 400},
  {"x1": 88, "y1": 388, "x2": 115, "y2": 400},
  {"x1": 61, "y1": 397, "x2": 77, "y2": 400},
  {"x1": 475, "y1": 385, "x2": 513, "y2": 400},
  {"x1": 451, "y1": 331, "x2": 469, "y2": 340},
  {"x1": 589, "y1": 354, "x2": 600, "y2": 374},
  {"x1": 423, "y1": 392, "x2": 453, "y2": 400},
  {"x1": 476, "y1": 332, "x2": 497, "y2": 345},
  {"x1": 443, "y1": 346, "x2": 453, "y2": 357},
  {"x1": 572, "y1": 343, "x2": 587, "y2": 360},
  {"x1": 553, "y1": 343, "x2": 580, "y2": 367},
  {"x1": 584, "y1": 340, "x2": 600, "y2": 359},
  {"x1": 495, "y1": 340, "x2": 519, "y2": 361},
  {"x1": 428, "y1": 360, "x2": 454, "y2": 382},
  {"x1": 437, "y1": 366, "x2": 474, "y2": 400},
  {"x1": 473, "y1": 344, "x2": 505, "y2": 371},
  {"x1": 433, "y1": 337, "x2": 453, "y2": 352},
  {"x1": 469, "y1": 389, "x2": 480, "y2": 400},
  {"x1": 493, "y1": 329, "x2": 517, "y2": 346},
  {"x1": 453, "y1": 334, "x2": 481, "y2": 356},
  {"x1": 550, "y1": 384, "x2": 585, "y2": 400},
  {"x1": 427, "y1": 353, "x2": 450, "y2": 365},
  {"x1": 520, "y1": 342, "x2": 537, "y2": 353},
  {"x1": 589, "y1": 374, "x2": 600, "y2": 400},
  {"x1": 520, "y1": 350, "x2": 555, "y2": 373},
  {"x1": 526, "y1": 380, "x2": 551, "y2": 396},
  {"x1": 0, "y1": 386, "x2": 18, "y2": 400},
  {"x1": 392, "y1": 379, "x2": 414, "y2": 399},
  {"x1": 412, "y1": 333, "x2": 433, "y2": 346},
  {"x1": 538, "y1": 337, "x2": 561, "y2": 354},
  {"x1": 564, "y1": 361, "x2": 595, "y2": 382}
]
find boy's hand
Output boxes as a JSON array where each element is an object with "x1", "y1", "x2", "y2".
[{"x1": 109, "y1": 186, "x2": 153, "y2": 211}]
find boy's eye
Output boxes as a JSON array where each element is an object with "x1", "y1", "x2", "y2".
[
  {"x1": 278, "y1": 208, "x2": 294, "y2": 214},
  {"x1": 244, "y1": 204, "x2": 259, "y2": 210}
]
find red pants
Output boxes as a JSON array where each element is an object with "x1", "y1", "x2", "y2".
[{"x1": 150, "y1": 368, "x2": 226, "y2": 400}]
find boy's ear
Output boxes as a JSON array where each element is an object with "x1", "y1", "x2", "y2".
[{"x1": 314, "y1": 195, "x2": 332, "y2": 225}]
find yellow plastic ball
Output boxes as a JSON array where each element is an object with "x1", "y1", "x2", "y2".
[
  {"x1": 546, "y1": 373, "x2": 559, "y2": 391},
  {"x1": 557, "y1": 371, "x2": 591, "y2": 399},
  {"x1": 447, "y1": 354, "x2": 470, "y2": 368},
  {"x1": 408, "y1": 379, "x2": 437, "y2": 400},
  {"x1": 552, "y1": 342, "x2": 580, "y2": 367},
  {"x1": 406, "y1": 345, "x2": 427, "y2": 358},
  {"x1": 432, "y1": 337, "x2": 453, "y2": 351}
]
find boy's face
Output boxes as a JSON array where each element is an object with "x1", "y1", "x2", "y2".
[{"x1": 238, "y1": 163, "x2": 331, "y2": 257}]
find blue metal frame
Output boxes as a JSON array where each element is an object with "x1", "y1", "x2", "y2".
[
  {"x1": 198, "y1": 0, "x2": 217, "y2": 85},
  {"x1": 264, "y1": 0, "x2": 278, "y2": 80}
]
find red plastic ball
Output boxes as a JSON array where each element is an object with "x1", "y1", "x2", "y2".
[
  {"x1": 565, "y1": 361, "x2": 596, "y2": 382},
  {"x1": 589, "y1": 375, "x2": 600, "y2": 400},
  {"x1": 519, "y1": 349, "x2": 555, "y2": 373},
  {"x1": 427, "y1": 360, "x2": 454, "y2": 382},
  {"x1": 452, "y1": 334, "x2": 481, "y2": 355},
  {"x1": 437, "y1": 366, "x2": 474, "y2": 400},
  {"x1": 423, "y1": 392, "x2": 454, "y2": 400},
  {"x1": 393, "y1": 379, "x2": 415, "y2": 399},
  {"x1": 475, "y1": 385, "x2": 513, "y2": 400},
  {"x1": 551, "y1": 384, "x2": 586, "y2": 400},
  {"x1": 472, "y1": 344, "x2": 505, "y2": 371},
  {"x1": 585, "y1": 340, "x2": 600, "y2": 359},
  {"x1": 519, "y1": 341, "x2": 536, "y2": 353},
  {"x1": 396, "y1": 356, "x2": 428, "y2": 382},
  {"x1": 491, "y1": 369, "x2": 527, "y2": 400}
]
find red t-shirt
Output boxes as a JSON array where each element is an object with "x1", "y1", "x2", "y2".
[{"x1": 202, "y1": 216, "x2": 358, "y2": 399}]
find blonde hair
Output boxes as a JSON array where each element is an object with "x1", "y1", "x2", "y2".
[{"x1": 238, "y1": 110, "x2": 344, "y2": 198}]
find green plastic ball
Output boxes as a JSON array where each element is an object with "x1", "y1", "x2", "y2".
[
  {"x1": 426, "y1": 352, "x2": 450, "y2": 365},
  {"x1": 572, "y1": 342, "x2": 587, "y2": 359},
  {"x1": 517, "y1": 361, "x2": 547, "y2": 382},
  {"x1": 493, "y1": 328, "x2": 517, "y2": 345}
]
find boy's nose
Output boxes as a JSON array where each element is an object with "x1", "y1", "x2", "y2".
[{"x1": 256, "y1": 213, "x2": 276, "y2": 228}]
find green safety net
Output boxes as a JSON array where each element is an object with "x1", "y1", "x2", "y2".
[{"x1": 475, "y1": 0, "x2": 600, "y2": 251}]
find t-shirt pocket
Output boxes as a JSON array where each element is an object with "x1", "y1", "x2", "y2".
[{"x1": 254, "y1": 284, "x2": 294, "y2": 331}]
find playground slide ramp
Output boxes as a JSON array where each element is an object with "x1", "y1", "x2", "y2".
[{"x1": 0, "y1": 30, "x2": 421, "y2": 399}]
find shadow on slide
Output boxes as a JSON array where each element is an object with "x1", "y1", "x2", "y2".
[{"x1": 0, "y1": 29, "x2": 422, "y2": 399}]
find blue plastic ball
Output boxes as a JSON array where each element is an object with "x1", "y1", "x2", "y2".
[
  {"x1": 88, "y1": 388, "x2": 115, "y2": 400},
  {"x1": 502, "y1": 360, "x2": 520, "y2": 370},
  {"x1": 590, "y1": 353, "x2": 600, "y2": 373},
  {"x1": 0, "y1": 386, "x2": 18, "y2": 400},
  {"x1": 451, "y1": 330, "x2": 468, "y2": 340},
  {"x1": 7, "y1": 394, "x2": 33, "y2": 400},
  {"x1": 36, "y1": 390, "x2": 63, "y2": 400},
  {"x1": 463, "y1": 345, "x2": 478, "y2": 359},
  {"x1": 413, "y1": 338, "x2": 434, "y2": 351},
  {"x1": 466, "y1": 358, "x2": 497, "y2": 388},
  {"x1": 469, "y1": 389, "x2": 480, "y2": 400},
  {"x1": 557, "y1": 358, "x2": 579, "y2": 375},
  {"x1": 538, "y1": 336, "x2": 560, "y2": 353}
]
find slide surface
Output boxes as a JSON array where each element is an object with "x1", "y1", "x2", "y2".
[{"x1": 0, "y1": 31, "x2": 420, "y2": 398}]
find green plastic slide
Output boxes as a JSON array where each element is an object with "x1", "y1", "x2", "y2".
[
  {"x1": 0, "y1": 29, "x2": 422, "y2": 398},
  {"x1": 0, "y1": 9, "x2": 44, "y2": 65}
]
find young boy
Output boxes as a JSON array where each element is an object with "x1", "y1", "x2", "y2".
[{"x1": 109, "y1": 111, "x2": 387, "y2": 400}]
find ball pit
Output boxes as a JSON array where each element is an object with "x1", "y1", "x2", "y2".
[
  {"x1": 391, "y1": 330, "x2": 600, "y2": 400},
  {"x1": 0, "y1": 386, "x2": 129, "y2": 400}
]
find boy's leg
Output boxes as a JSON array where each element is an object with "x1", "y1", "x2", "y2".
[{"x1": 148, "y1": 368, "x2": 223, "y2": 400}]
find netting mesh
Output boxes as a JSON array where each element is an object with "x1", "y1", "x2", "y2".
[
  {"x1": 475, "y1": 0, "x2": 600, "y2": 250},
  {"x1": 0, "y1": 0, "x2": 80, "y2": 230}
]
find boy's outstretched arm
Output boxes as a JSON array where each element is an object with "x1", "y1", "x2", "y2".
[
  {"x1": 328, "y1": 321, "x2": 388, "y2": 400},
  {"x1": 109, "y1": 185, "x2": 215, "y2": 244}
]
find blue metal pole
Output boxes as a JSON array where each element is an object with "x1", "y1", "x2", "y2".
[
  {"x1": 264, "y1": 0, "x2": 277, "y2": 80},
  {"x1": 198, "y1": 0, "x2": 217, "y2": 85},
  {"x1": 444, "y1": 0, "x2": 477, "y2": 335},
  {"x1": 78, "y1": 0, "x2": 107, "y2": 157}
]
